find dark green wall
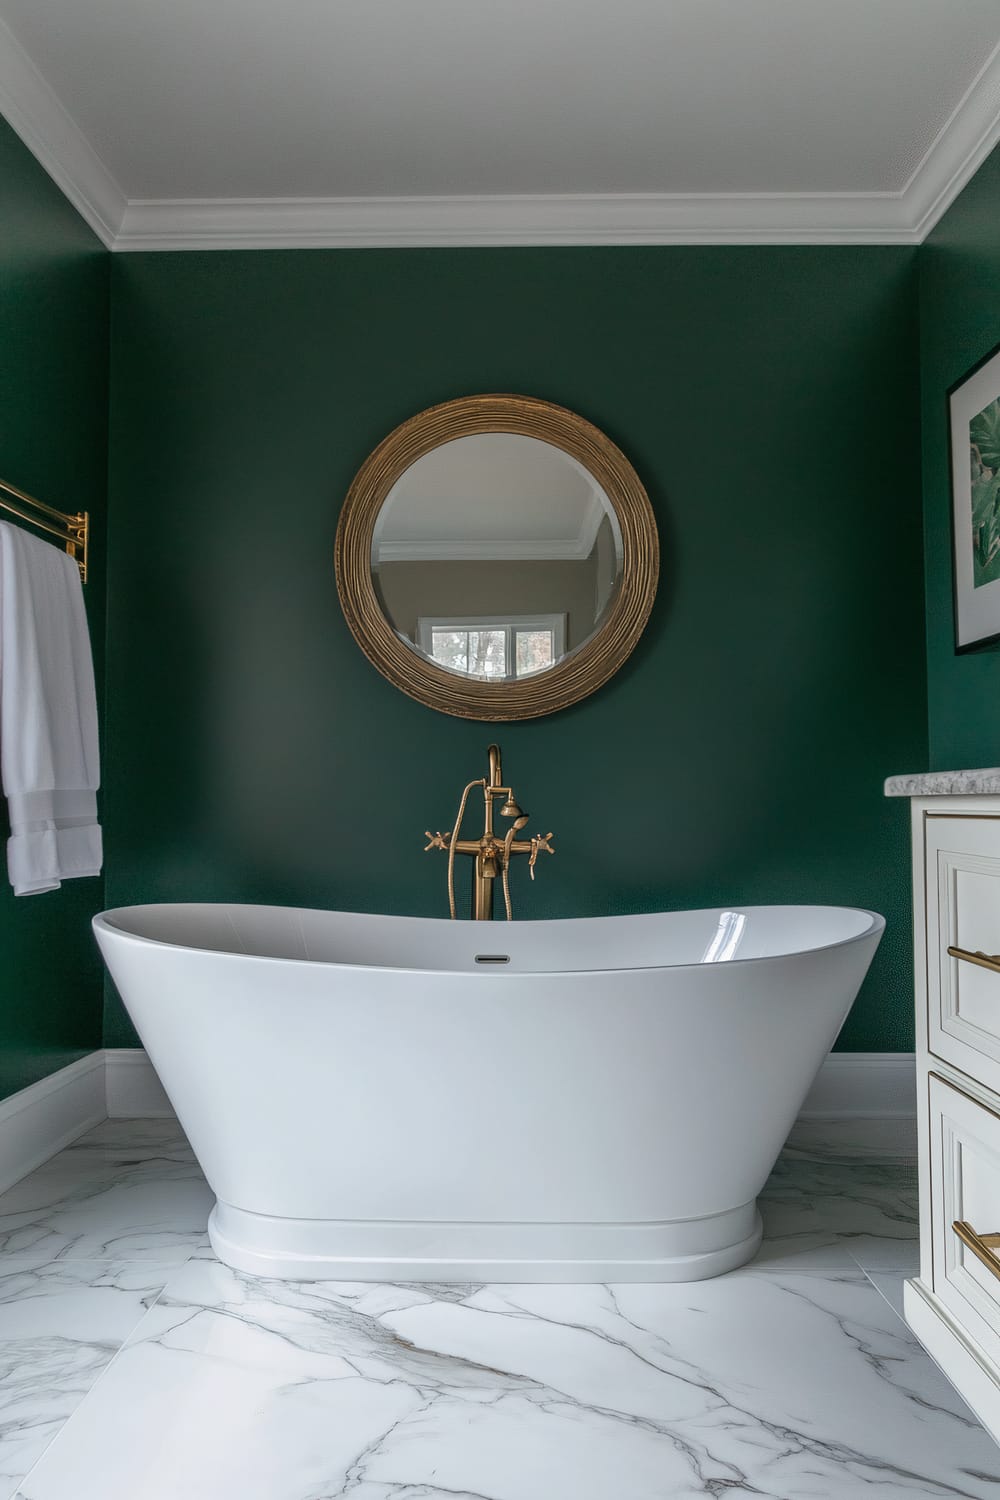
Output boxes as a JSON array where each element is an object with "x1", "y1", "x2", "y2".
[
  {"x1": 921, "y1": 145, "x2": 1000, "y2": 768},
  {"x1": 105, "y1": 246, "x2": 926, "y2": 1050},
  {"x1": 0, "y1": 118, "x2": 109, "y2": 1100}
]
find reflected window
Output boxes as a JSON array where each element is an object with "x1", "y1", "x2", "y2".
[
  {"x1": 700, "y1": 911, "x2": 748, "y2": 963},
  {"x1": 418, "y1": 615, "x2": 566, "y2": 681}
]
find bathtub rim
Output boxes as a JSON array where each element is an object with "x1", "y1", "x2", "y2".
[{"x1": 93, "y1": 901, "x2": 886, "y2": 979}]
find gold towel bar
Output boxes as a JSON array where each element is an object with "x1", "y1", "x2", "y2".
[
  {"x1": 954, "y1": 1220, "x2": 1000, "y2": 1282},
  {"x1": 0, "y1": 477, "x2": 89, "y2": 583},
  {"x1": 947, "y1": 945, "x2": 1000, "y2": 975}
]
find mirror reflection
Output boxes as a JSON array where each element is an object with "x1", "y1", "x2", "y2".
[{"x1": 370, "y1": 433, "x2": 622, "y2": 681}]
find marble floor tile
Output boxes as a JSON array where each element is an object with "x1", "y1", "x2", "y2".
[
  {"x1": 14, "y1": 1259, "x2": 1000, "y2": 1500},
  {"x1": 0, "y1": 1257, "x2": 173, "y2": 1500},
  {"x1": 783, "y1": 1117, "x2": 918, "y2": 1164},
  {"x1": 63, "y1": 1118, "x2": 197, "y2": 1160},
  {"x1": 0, "y1": 1122, "x2": 212, "y2": 1262},
  {"x1": 758, "y1": 1155, "x2": 919, "y2": 1270},
  {"x1": 748, "y1": 1237, "x2": 862, "y2": 1272},
  {"x1": 0, "y1": 1118, "x2": 980, "y2": 1499}
]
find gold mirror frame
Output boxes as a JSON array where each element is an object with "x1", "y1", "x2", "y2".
[{"x1": 335, "y1": 394, "x2": 659, "y2": 721}]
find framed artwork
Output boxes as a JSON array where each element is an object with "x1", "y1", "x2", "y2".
[{"x1": 951, "y1": 340, "x2": 1000, "y2": 651}]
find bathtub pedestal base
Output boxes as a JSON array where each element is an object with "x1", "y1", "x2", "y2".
[{"x1": 208, "y1": 1200, "x2": 764, "y2": 1283}]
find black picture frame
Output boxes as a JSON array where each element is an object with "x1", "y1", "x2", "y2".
[{"x1": 949, "y1": 337, "x2": 1000, "y2": 653}]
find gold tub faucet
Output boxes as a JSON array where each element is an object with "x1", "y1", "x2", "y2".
[{"x1": 423, "y1": 744, "x2": 555, "y2": 920}]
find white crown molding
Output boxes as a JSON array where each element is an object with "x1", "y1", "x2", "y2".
[
  {"x1": 375, "y1": 490, "x2": 606, "y2": 564},
  {"x1": 113, "y1": 189, "x2": 921, "y2": 250},
  {"x1": 1, "y1": 22, "x2": 999, "y2": 250},
  {"x1": 900, "y1": 38, "x2": 1000, "y2": 242},
  {"x1": 376, "y1": 538, "x2": 598, "y2": 563},
  {"x1": 0, "y1": 14, "x2": 124, "y2": 247}
]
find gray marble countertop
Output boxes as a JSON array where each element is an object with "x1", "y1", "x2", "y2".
[{"x1": 884, "y1": 767, "x2": 1000, "y2": 797}]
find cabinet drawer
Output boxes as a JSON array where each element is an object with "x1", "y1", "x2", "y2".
[
  {"x1": 929, "y1": 1072, "x2": 1000, "y2": 1366},
  {"x1": 926, "y1": 815, "x2": 1000, "y2": 1092}
]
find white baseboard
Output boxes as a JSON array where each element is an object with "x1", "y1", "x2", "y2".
[
  {"x1": 104, "y1": 1049, "x2": 174, "y2": 1118},
  {"x1": 0, "y1": 1048, "x2": 917, "y2": 1195},
  {"x1": 799, "y1": 1052, "x2": 917, "y2": 1118},
  {"x1": 0, "y1": 1052, "x2": 107, "y2": 1195}
]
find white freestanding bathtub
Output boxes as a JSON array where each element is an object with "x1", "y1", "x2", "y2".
[{"x1": 94, "y1": 903, "x2": 883, "y2": 1282}]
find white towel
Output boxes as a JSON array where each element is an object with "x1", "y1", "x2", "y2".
[{"x1": 0, "y1": 521, "x2": 102, "y2": 895}]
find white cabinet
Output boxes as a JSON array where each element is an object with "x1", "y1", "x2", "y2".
[{"x1": 904, "y1": 796, "x2": 1000, "y2": 1444}]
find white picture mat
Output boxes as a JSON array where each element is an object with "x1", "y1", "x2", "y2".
[{"x1": 951, "y1": 349, "x2": 1000, "y2": 648}]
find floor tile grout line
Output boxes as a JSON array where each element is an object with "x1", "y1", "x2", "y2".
[
  {"x1": 860, "y1": 1267, "x2": 912, "y2": 1331},
  {"x1": 7, "y1": 1250, "x2": 201, "y2": 1500}
]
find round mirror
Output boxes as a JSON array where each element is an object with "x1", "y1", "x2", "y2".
[
  {"x1": 373, "y1": 433, "x2": 623, "y2": 682},
  {"x1": 335, "y1": 395, "x2": 658, "y2": 720}
]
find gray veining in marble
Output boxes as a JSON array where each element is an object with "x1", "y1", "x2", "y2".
[
  {"x1": 0, "y1": 1121, "x2": 212, "y2": 1263},
  {"x1": 757, "y1": 1156, "x2": 920, "y2": 1272},
  {"x1": 783, "y1": 1116, "x2": 918, "y2": 1163},
  {"x1": 14, "y1": 1260, "x2": 999, "y2": 1500},
  {"x1": 885, "y1": 767, "x2": 1000, "y2": 797},
  {"x1": 0, "y1": 1118, "x2": 990, "y2": 1499}
]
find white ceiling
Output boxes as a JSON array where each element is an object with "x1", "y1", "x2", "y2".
[{"x1": 1, "y1": 0, "x2": 1000, "y2": 249}]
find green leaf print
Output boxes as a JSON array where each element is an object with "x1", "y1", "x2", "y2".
[
  {"x1": 972, "y1": 470, "x2": 1000, "y2": 587},
  {"x1": 970, "y1": 397, "x2": 1000, "y2": 471}
]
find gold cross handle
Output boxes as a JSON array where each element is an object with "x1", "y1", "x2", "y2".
[
  {"x1": 529, "y1": 832, "x2": 555, "y2": 879},
  {"x1": 424, "y1": 831, "x2": 452, "y2": 852}
]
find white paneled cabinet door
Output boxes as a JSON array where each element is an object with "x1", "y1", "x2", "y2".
[
  {"x1": 926, "y1": 815, "x2": 1000, "y2": 1097},
  {"x1": 929, "y1": 1073, "x2": 1000, "y2": 1371}
]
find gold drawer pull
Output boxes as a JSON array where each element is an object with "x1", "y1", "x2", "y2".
[
  {"x1": 947, "y1": 945, "x2": 1000, "y2": 975},
  {"x1": 954, "y1": 1220, "x2": 1000, "y2": 1280}
]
